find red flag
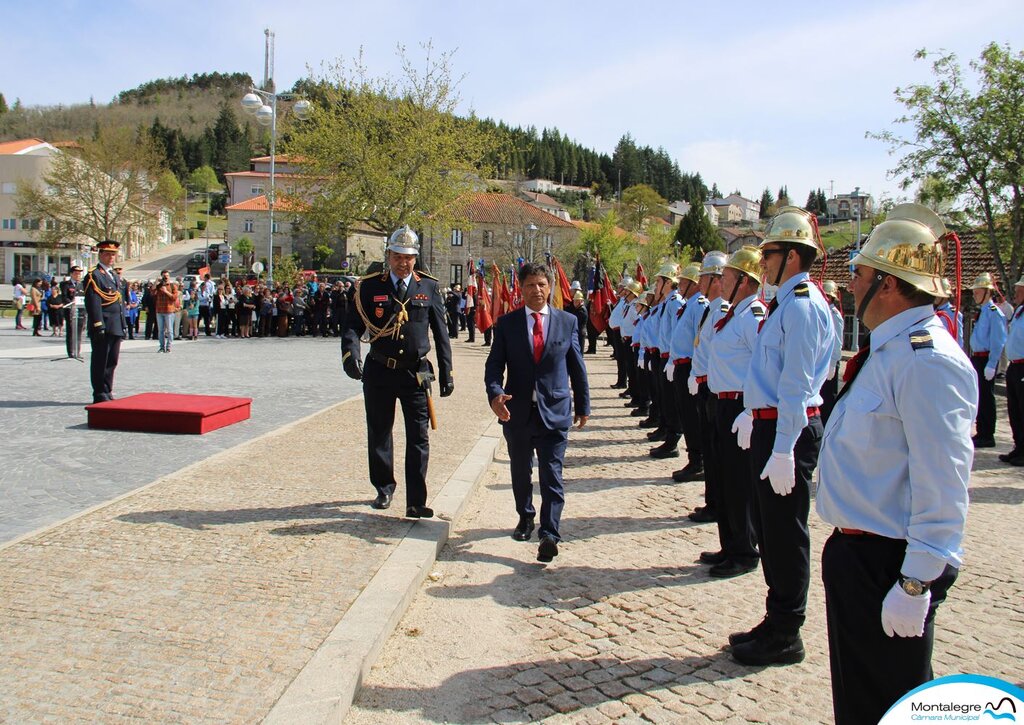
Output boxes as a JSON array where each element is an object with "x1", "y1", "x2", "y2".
[
  {"x1": 491, "y1": 264, "x2": 508, "y2": 319},
  {"x1": 635, "y1": 262, "x2": 647, "y2": 288},
  {"x1": 551, "y1": 257, "x2": 574, "y2": 309},
  {"x1": 589, "y1": 254, "x2": 613, "y2": 333},
  {"x1": 475, "y1": 272, "x2": 494, "y2": 332},
  {"x1": 509, "y1": 270, "x2": 523, "y2": 310}
]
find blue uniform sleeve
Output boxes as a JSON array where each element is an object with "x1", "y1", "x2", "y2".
[
  {"x1": 987, "y1": 308, "x2": 1007, "y2": 368},
  {"x1": 774, "y1": 299, "x2": 831, "y2": 453}
]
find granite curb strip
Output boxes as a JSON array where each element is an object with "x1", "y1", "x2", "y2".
[{"x1": 263, "y1": 419, "x2": 503, "y2": 724}]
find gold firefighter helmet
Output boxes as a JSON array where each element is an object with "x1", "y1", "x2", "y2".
[
  {"x1": 761, "y1": 206, "x2": 820, "y2": 254},
  {"x1": 678, "y1": 262, "x2": 701, "y2": 284},
  {"x1": 970, "y1": 272, "x2": 996, "y2": 291},
  {"x1": 700, "y1": 251, "x2": 728, "y2": 276},
  {"x1": 655, "y1": 262, "x2": 681, "y2": 280},
  {"x1": 626, "y1": 280, "x2": 644, "y2": 296},
  {"x1": 725, "y1": 245, "x2": 762, "y2": 280},
  {"x1": 822, "y1": 279, "x2": 839, "y2": 298},
  {"x1": 619, "y1": 275, "x2": 634, "y2": 289},
  {"x1": 850, "y1": 203, "x2": 945, "y2": 295},
  {"x1": 387, "y1": 225, "x2": 420, "y2": 255},
  {"x1": 573, "y1": 290, "x2": 585, "y2": 301}
]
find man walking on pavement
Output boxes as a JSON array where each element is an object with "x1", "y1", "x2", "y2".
[
  {"x1": 485, "y1": 262, "x2": 590, "y2": 563},
  {"x1": 730, "y1": 207, "x2": 834, "y2": 666},
  {"x1": 342, "y1": 226, "x2": 454, "y2": 519},
  {"x1": 816, "y1": 204, "x2": 976, "y2": 724}
]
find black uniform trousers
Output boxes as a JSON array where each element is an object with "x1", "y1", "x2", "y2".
[
  {"x1": 633, "y1": 349, "x2": 650, "y2": 408},
  {"x1": 145, "y1": 310, "x2": 157, "y2": 339},
  {"x1": 822, "y1": 531, "x2": 957, "y2": 725},
  {"x1": 972, "y1": 354, "x2": 997, "y2": 438},
  {"x1": 64, "y1": 309, "x2": 85, "y2": 359},
  {"x1": 656, "y1": 356, "x2": 681, "y2": 436},
  {"x1": 466, "y1": 308, "x2": 476, "y2": 342},
  {"x1": 749, "y1": 415, "x2": 823, "y2": 634},
  {"x1": 819, "y1": 365, "x2": 840, "y2": 424},
  {"x1": 504, "y1": 405, "x2": 568, "y2": 542},
  {"x1": 609, "y1": 329, "x2": 628, "y2": 386},
  {"x1": 89, "y1": 330, "x2": 122, "y2": 401},
  {"x1": 672, "y1": 362, "x2": 703, "y2": 464},
  {"x1": 647, "y1": 354, "x2": 665, "y2": 422},
  {"x1": 362, "y1": 357, "x2": 430, "y2": 508},
  {"x1": 696, "y1": 383, "x2": 719, "y2": 514},
  {"x1": 714, "y1": 396, "x2": 759, "y2": 564},
  {"x1": 624, "y1": 341, "x2": 638, "y2": 398},
  {"x1": 1007, "y1": 361, "x2": 1024, "y2": 452}
]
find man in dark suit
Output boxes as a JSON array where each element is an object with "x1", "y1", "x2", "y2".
[
  {"x1": 342, "y1": 226, "x2": 454, "y2": 518},
  {"x1": 60, "y1": 265, "x2": 86, "y2": 359},
  {"x1": 485, "y1": 262, "x2": 591, "y2": 563},
  {"x1": 84, "y1": 240, "x2": 127, "y2": 403}
]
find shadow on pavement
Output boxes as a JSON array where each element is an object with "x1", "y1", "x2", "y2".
[
  {"x1": 354, "y1": 653, "x2": 748, "y2": 723},
  {"x1": 0, "y1": 399, "x2": 88, "y2": 408},
  {"x1": 461, "y1": 514, "x2": 696, "y2": 546},
  {"x1": 968, "y1": 485, "x2": 1024, "y2": 505}
]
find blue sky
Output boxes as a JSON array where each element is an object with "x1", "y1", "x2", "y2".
[{"x1": 5, "y1": 0, "x2": 1024, "y2": 206}]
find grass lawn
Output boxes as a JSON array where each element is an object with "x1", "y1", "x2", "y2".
[
  {"x1": 184, "y1": 203, "x2": 227, "y2": 237},
  {"x1": 818, "y1": 218, "x2": 876, "y2": 250}
]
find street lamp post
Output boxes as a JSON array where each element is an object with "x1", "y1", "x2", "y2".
[
  {"x1": 240, "y1": 29, "x2": 310, "y2": 285},
  {"x1": 851, "y1": 204, "x2": 862, "y2": 352},
  {"x1": 527, "y1": 222, "x2": 538, "y2": 262}
]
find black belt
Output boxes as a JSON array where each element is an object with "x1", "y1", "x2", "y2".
[{"x1": 368, "y1": 350, "x2": 419, "y2": 370}]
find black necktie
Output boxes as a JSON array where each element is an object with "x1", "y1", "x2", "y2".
[
  {"x1": 836, "y1": 336, "x2": 871, "y2": 403},
  {"x1": 397, "y1": 279, "x2": 407, "y2": 301}
]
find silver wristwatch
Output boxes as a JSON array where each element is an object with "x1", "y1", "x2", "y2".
[{"x1": 899, "y1": 575, "x2": 930, "y2": 596}]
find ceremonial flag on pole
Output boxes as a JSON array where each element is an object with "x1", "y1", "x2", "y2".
[
  {"x1": 550, "y1": 257, "x2": 573, "y2": 309},
  {"x1": 491, "y1": 264, "x2": 508, "y2": 319},
  {"x1": 509, "y1": 268, "x2": 523, "y2": 310},
  {"x1": 589, "y1": 252, "x2": 614, "y2": 334},
  {"x1": 635, "y1": 262, "x2": 648, "y2": 288},
  {"x1": 475, "y1": 271, "x2": 494, "y2": 332}
]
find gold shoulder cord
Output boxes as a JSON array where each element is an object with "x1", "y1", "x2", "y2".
[
  {"x1": 84, "y1": 270, "x2": 122, "y2": 307},
  {"x1": 353, "y1": 281, "x2": 410, "y2": 343}
]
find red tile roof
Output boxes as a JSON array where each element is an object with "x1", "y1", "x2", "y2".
[
  {"x1": 0, "y1": 138, "x2": 51, "y2": 155},
  {"x1": 522, "y1": 191, "x2": 565, "y2": 208},
  {"x1": 448, "y1": 192, "x2": 577, "y2": 229},
  {"x1": 224, "y1": 171, "x2": 304, "y2": 179},
  {"x1": 224, "y1": 194, "x2": 308, "y2": 212},
  {"x1": 249, "y1": 154, "x2": 307, "y2": 164}
]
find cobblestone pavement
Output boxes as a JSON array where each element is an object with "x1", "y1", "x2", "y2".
[
  {"x1": 347, "y1": 352, "x2": 1024, "y2": 724},
  {"x1": 0, "y1": 339, "x2": 494, "y2": 723},
  {"x1": 0, "y1": 326, "x2": 363, "y2": 543}
]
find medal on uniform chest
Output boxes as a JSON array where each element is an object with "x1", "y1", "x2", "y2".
[{"x1": 375, "y1": 306, "x2": 384, "y2": 319}]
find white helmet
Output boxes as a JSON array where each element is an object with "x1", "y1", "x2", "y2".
[{"x1": 387, "y1": 225, "x2": 420, "y2": 255}]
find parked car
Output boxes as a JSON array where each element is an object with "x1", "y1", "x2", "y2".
[{"x1": 185, "y1": 253, "x2": 208, "y2": 274}]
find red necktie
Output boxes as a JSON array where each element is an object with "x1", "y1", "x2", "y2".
[
  {"x1": 842, "y1": 345, "x2": 870, "y2": 384},
  {"x1": 757, "y1": 297, "x2": 779, "y2": 332},
  {"x1": 714, "y1": 308, "x2": 735, "y2": 332},
  {"x1": 532, "y1": 311, "x2": 544, "y2": 363}
]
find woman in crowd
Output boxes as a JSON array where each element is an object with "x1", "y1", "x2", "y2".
[
  {"x1": 12, "y1": 277, "x2": 27, "y2": 329},
  {"x1": 48, "y1": 280, "x2": 65, "y2": 336},
  {"x1": 258, "y1": 289, "x2": 274, "y2": 338},
  {"x1": 292, "y1": 287, "x2": 308, "y2": 337},
  {"x1": 276, "y1": 287, "x2": 293, "y2": 337},
  {"x1": 185, "y1": 285, "x2": 200, "y2": 340},
  {"x1": 29, "y1": 279, "x2": 44, "y2": 336},
  {"x1": 125, "y1": 281, "x2": 140, "y2": 340},
  {"x1": 237, "y1": 285, "x2": 255, "y2": 338}
]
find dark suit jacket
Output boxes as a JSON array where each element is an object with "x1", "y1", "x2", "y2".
[
  {"x1": 84, "y1": 266, "x2": 127, "y2": 337},
  {"x1": 485, "y1": 307, "x2": 590, "y2": 431}
]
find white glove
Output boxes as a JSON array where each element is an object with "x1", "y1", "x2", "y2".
[
  {"x1": 760, "y1": 451, "x2": 796, "y2": 496},
  {"x1": 881, "y1": 582, "x2": 930, "y2": 637},
  {"x1": 732, "y1": 410, "x2": 753, "y2": 450},
  {"x1": 984, "y1": 366, "x2": 996, "y2": 381},
  {"x1": 665, "y1": 363, "x2": 675, "y2": 382},
  {"x1": 638, "y1": 349, "x2": 646, "y2": 367},
  {"x1": 827, "y1": 365, "x2": 837, "y2": 381},
  {"x1": 688, "y1": 375, "x2": 699, "y2": 396}
]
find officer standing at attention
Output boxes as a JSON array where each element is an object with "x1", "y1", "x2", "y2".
[
  {"x1": 967, "y1": 272, "x2": 1007, "y2": 448},
  {"x1": 84, "y1": 240, "x2": 128, "y2": 403},
  {"x1": 667, "y1": 263, "x2": 708, "y2": 483},
  {"x1": 61, "y1": 265, "x2": 86, "y2": 359},
  {"x1": 647, "y1": 263, "x2": 683, "y2": 458},
  {"x1": 342, "y1": 226, "x2": 454, "y2": 518},
  {"x1": 1000, "y1": 275, "x2": 1024, "y2": 465},
  {"x1": 816, "y1": 204, "x2": 976, "y2": 725},
  {"x1": 730, "y1": 207, "x2": 834, "y2": 666},
  {"x1": 819, "y1": 279, "x2": 845, "y2": 423}
]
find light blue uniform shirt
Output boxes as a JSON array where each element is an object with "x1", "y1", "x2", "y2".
[
  {"x1": 707, "y1": 294, "x2": 765, "y2": 394},
  {"x1": 816, "y1": 306, "x2": 977, "y2": 581},
  {"x1": 668, "y1": 293, "x2": 708, "y2": 364},
  {"x1": 935, "y1": 301, "x2": 964, "y2": 348},
  {"x1": 691, "y1": 296, "x2": 729, "y2": 378},
  {"x1": 1006, "y1": 304, "x2": 1024, "y2": 360},
  {"x1": 639, "y1": 302, "x2": 661, "y2": 351},
  {"x1": 828, "y1": 303, "x2": 844, "y2": 369},
  {"x1": 620, "y1": 302, "x2": 641, "y2": 340},
  {"x1": 969, "y1": 300, "x2": 1007, "y2": 368},
  {"x1": 657, "y1": 292, "x2": 684, "y2": 353},
  {"x1": 608, "y1": 297, "x2": 627, "y2": 330},
  {"x1": 743, "y1": 272, "x2": 834, "y2": 454}
]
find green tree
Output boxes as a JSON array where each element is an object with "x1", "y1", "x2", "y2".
[
  {"x1": 0, "y1": 93, "x2": 7, "y2": 115},
  {"x1": 234, "y1": 236, "x2": 255, "y2": 268},
  {"x1": 870, "y1": 43, "x2": 1024, "y2": 287},
  {"x1": 710, "y1": 183, "x2": 723, "y2": 200},
  {"x1": 15, "y1": 126, "x2": 169, "y2": 249},
  {"x1": 619, "y1": 183, "x2": 667, "y2": 232},
  {"x1": 287, "y1": 43, "x2": 498, "y2": 242},
  {"x1": 188, "y1": 164, "x2": 220, "y2": 193},
  {"x1": 675, "y1": 200, "x2": 722, "y2": 256},
  {"x1": 311, "y1": 243, "x2": 334, "y2": 270},
  {"x1": 272, "y1": 253, "x2": 303, "y2": 288},
  {"x1": 759, "y1": 187, "x2": 775, "y2": 218}
]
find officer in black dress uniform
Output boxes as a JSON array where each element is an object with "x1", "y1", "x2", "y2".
[
  {"x1": 61, "y1": 265, "x2": 86, "y2": 359},
  {"x1": 84, "y1": 240, "x2": 128, "y2": 403},
  {"x1": 341, "y1": 226, "x2": 454, "y2": 518}
]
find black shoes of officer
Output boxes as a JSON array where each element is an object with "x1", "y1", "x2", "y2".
[
  {"x1": 709, "y1": 559, "x2": 758, "y2": 579},
  {"x1": 699, "y1": 550, "x2": 727, "y2": 565},
  {"x1": 512, "y1": 516, "x2": 535, "y2": 541},
  {"x1": 638, "y1": 417, "x2": 659, "y2": 429},
  {"x1": 537, "y1": 536, "x2": 559, "y2": 563},
  {"x1": 731, "y1": 630, "x2": 805, "y2": 666},
  {"x1": 405, "y1": 505, "x2": 434, "y2": 519},
  {"x1": 647, "y1": 427, "x2": 668, "y2": 441},
  {"x1": 618, "y1": 390, "x2": 631, "y2": 398},
  {"x1": 972, "y1": 435, "x2": 996, "y2": 448},
  {"x1": 688, "y1": 506, "x2": 717, "y2": 523},
  {"x1": 672, "y1": 461, "x2": 704, "y2": 482},
  {"x1": 728, "y1": 618, "x2": 772, "y2": 648},
  {"x1": 998, "y1": 449, "x2": 1024, "y2": 464},
  {"x1": 649, "y1": 443, "x2": 680, "y2": 459},
  {"x1": 611, "y1": 382, "x2": 627, "y2": 389},
  {"x1": 630, "y1": 406, "x2": 649, "y2": 417},
  {"x1": 371, "y1": 492, "x2": 393, "y2": 509}
]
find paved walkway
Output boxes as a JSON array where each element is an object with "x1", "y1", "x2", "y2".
[
  {"x1": 0, "y1": 338, "x2": 494, "y2": 722},
  {"x1": 347, "y1": 353, "x2": 1024, "y2": 723}
]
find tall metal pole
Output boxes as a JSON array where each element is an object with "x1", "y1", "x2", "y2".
[
  {"x1": 268, "y1": 92, "x2": 276, "y2": 285},
  {"x1": 851, "y1": 205, "x2": 861, "y2": 351}
]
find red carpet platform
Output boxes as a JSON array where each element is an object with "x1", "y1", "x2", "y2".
[{"x1": 85, "y1": 393, "x2": 252, "y2": 434}]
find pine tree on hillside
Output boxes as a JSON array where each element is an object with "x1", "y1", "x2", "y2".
[
  {"x1": 760, "y1": 188, "x2": 775, "y2": 218},
  {"x1": 0, "y1": 93, "x2": 7, "y2": 115}
]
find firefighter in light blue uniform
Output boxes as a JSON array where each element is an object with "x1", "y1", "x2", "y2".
[
  {"x1": 815, "y1": 203, "x2": 977, "y2": 725},
  {"x1": 731, "y1": 206, "x2": 833, "y2": 668},
  {"x1": 667, "y1": 263, "x2": 708, "y2": 481},
  {"x1": 1003, "y1": 275, "x2": 1024, "y2": 464},
  {"x1": 968, "y1": 272, "x2": 1007, "y2": 447},
  {"x1": 607, "y1": 277, "x2": 634, "y2": 389},
  {"x1": 820, "y1": 279, "x2": 845, "y2": 422},
  {"x1": 648, "y1": 263, "x2": 684, "y2": 456}
]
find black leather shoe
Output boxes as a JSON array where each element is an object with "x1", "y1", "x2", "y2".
[
  {"x1": 699, "y1": 550, "x2": 727, "y2": 565},
  {"x1": 618, "y1": 390, "x2": 631, "y2": 398},
  {"x1": 972, "y1": 435, "x2": 996, "y2": 448},
  {"x1": 639, "y1": 418, "x2": 659, "y2": 429},
  {"x1": 405, "y1": 505, "x2": 434, "y2": 519},
  {"x1": 728, "y1": 618, "x2": 772, "y2": 647},
  {"x1": 709, "y1": 560, "x2": 759, "y2": 578},
  {"x1": 630, "y1": 407, "x2": 649, "y2": 417},
  {"x1": 647, "y1": 428, "x2": 668, "y2": 441},
  {"x1": 688, "y1": 507, "x2": 717, "y2": 523},
  {"x1": 1010, "y1": 456, "x2": 1024, "y2": 466},
  {"x1": 672, "y1": 462, "x2": 704, "y2": 482},
  {"x1": 649, "y1": 444, "x2": 679, "y2": 459},
  {"x1": 537, "y1": 536, "x2": 559, "y2": 563},
  {"x1": 371, "y1": 492, "x2": 393, "y2": 510},
  {"x1": 731, "y1": 631, "x2": 805, "y2": 666},
  {"x1": 512, "y1": 517, "x2": 535, "y2": 541},
  {"x1": 998, "y1": 449, "x2": 1021, "y2": 462},
  {"x1": 611, "y1": 382, "x2": 627, "y2": 389}
]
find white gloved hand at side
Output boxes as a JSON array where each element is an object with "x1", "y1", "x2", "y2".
[
  {"x1": 665, "y1": 363, "x2": 675, "y2": 382},
  {"x1": 732, "y1": 410, "x2": 753, "y2": 450},
  {"x1": 881, "y1": 582, "x2": 930, "y2": 637},
  {"x1": 760, "y1": 451, "x2": 796, "y2": 496},
  {"x1": 687, "y1": 375, "x2": 699, "y2": 396}
]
